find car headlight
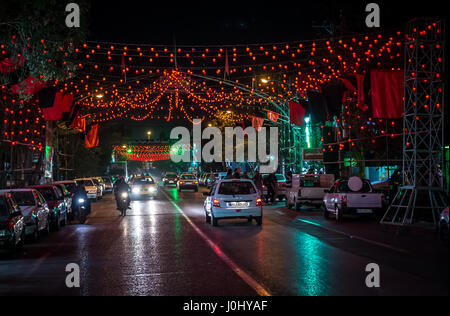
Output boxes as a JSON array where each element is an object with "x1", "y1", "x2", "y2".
[
  {"x1": 132, "y1": 187, "x2": 140, "y2": 194},
  {"x1": 78, "y1": 198, "x2": 85, "y2": 204},
  {"x1": 0, "y1": 230, "x2": 9, "y2": 237},
  {"x1": 121, "y1": 192, "x2": 128, "y2": 198},
  {"x1": 149, "y1": 187, "x2": 156, "y2": 193}
]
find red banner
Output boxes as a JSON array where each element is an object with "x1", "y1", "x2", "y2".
[
  {"x1": 267, "y1": 111, "x2": 279, "y2": 123},
  {"x1": 10, "y1": 75, "x2": 46, "y2": 96},
  {"x1": 85, "y1": 124, "x2": 99, "y2": 148},
  {"x1": 42, "y1": 92, "x2": 64, "y2": 121},
  {"x1": 371, "y1": 70, "x2": 404, "y2": 119},
  {"x1": 289, "y1": 101, "x2": 306, "y2": 126}
]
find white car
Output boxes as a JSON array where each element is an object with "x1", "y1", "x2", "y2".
[
  {"x1": 130, "y1": 176, "x2": 158, "y2": 199},
  {"x1": 178, "y1": 174, "x2": 199, "y2": 192},
  {"x1": 203, "y1": 179, "x2": 263, "y2": 227},
  {"x1": 75, "y1": 179, "x2": 98, "y2": 201},
  {"x1": 323, "y1": 177, "x2": 385, "y2": 221}
]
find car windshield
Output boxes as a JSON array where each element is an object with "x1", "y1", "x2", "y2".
[
  {"x1": 77, "y1": 180, "x2": 93, "y2": 187},
  {"x1": 166, "y1": 173, "x2": 177, "y2": 178},
  {"x1": 181, "y1": 175, "x2": 196, "y2": 180},
  {"x1": 275, "y1": 174, "x2": 286, "y2": 181},
  {"x1": 102, "y1": 177, "x2": 112, "y2": 184},
  {"x1": 218, "y1": 182, "x2": 256, "y2": 195},
  {"x1": 0, "y1": 196, "x2": 10, "y2": 218},
  {"x1": 36, "y1": 188, "x2": 57, "y2": 201},
  {"x1": 133, "y1": 178, "x2": 155, "y2": 185},
  {"x1": 11, "y1": 191, "x2": 35, "y2": 206},
  {"x1": 62, "y1": 183, "x2": 76, "y2": 193},
  {"x1": 92, "y1": 179, "x2": 100, "y2": 185}
]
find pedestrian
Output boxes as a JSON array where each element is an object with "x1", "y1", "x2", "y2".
[
  {"x1": 242, "y1": 172, "x2": 250, "y2": 179},
  {"x1": 389, "y1": 169, "x2": 401, "y2": 196},
  {"x1": 233, "y1": 168, "x2": 241, "y2": 179},
  {"x1": 286, "y1": 171, "x2": 293, "y2": 188},
  {"x1": 266, "y1": 172, "x2": 277, "y2": 204},
  {"x1": 225, "y1": 169, "x2": 233, "y2": 179},
  {"x1": 253, "y1": 170, "x2": 263, "y2": 194}
]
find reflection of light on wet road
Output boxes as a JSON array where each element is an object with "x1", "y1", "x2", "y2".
[
  {"x1": 295, "y1": 232, "x2": 328, "y2": 296},
  {"x1": 124, "y1": 199, "x2": 160, "y2": 295}
]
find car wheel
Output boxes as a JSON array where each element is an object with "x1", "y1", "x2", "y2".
[
  {"x1": 439, "y1": 222, "x2": 449, "y2": 246},
  {"x1": 256, "y1": 216, "x2": 263, "y2": 226},
  {"x1": 41, "y1": 219, "x2": 50, "y2": 236},
  {"x1": 52, "y1": 215, "x2": 60, "y2": 232},
  {"x1": 30, "y1": 223, "x2": 39, "y2": 242},
  {"x1": 205, "y1": 212, "x2": 211, "y2": 223},
  {"x1": 323, "y1": 204, "x2": 329, "y2": 219},
  {"x1": 335, "y1": 205, "x2": 343, "y2": 221},
  {"x1": 211, "y1": 213, "x2": 218, "y2": 227}
]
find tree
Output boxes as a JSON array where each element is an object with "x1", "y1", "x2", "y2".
[{"x1": 0, "y1": 0, "x2": 90, "y2": 99}]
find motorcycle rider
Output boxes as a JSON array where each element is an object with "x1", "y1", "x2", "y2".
[
  {"x1": 114, "y1": 177, "x2": 131, "y2": 210},
  {"x1": 73, "y1": 183, "x2": 90, "y2": 215}
]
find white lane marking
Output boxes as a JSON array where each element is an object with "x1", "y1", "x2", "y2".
[
  {"x1": 296, "y1": 218, "x2": 410, "y2": 255},
  {"x1": 162, "y1": 190, "x2": 271, "y2": 297},
  {"x1": 275, "y1": 211, "x2": 284, "y2": 215}
]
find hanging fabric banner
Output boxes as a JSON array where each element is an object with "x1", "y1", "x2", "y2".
[
  {"x1": 85, "y1": 124, "x2": 99, "y2": 148},
  {"x1": 289, "y1": 101, "x2": 306, "y2": 126},
  {"x1": 42, "y1": 92, "x2": 64, "y2": 121},
  {"x1": 10, "y1": 75, "x2": 46, "y2": 96},
  {"x1": 267, "y1": 111, "x2": 279, "y2": 123},
  {"x1": 251, "y1": 116, "x2": 264, "y2": 132},
  {"x1": 371, "y1": 70, "x2": 404, "y2": 118}
]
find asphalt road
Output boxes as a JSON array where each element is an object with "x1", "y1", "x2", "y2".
[{"x1": 0, "y1": 186, "x2": 448, "y2": 296}]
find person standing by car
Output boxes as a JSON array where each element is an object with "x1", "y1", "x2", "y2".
[
  {"x1": 286, "y1": 171, "x2": 293, "y2": 188},
  {"x1": 389, "y1": 169, "x2": 401, "y2": 197},
  {"x1": 225, "y1": 169, "x2": 233, "y2": 179},
  {"x1": 242, "y1": 172, "x2": 250, "y2": 180},
  {"x1": 233, "y1": 168, "x2": 241, "y2": 179},
  {"x1": 265, "y1": 173, "x2": 277, "y2": 205},
  {"x1": 253, "y1": 170, "x2": 263, "y2": 195}
]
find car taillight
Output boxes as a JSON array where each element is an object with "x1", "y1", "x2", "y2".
[
  {"x1": 179, "y1": 181, "x2": 184, "y2": 185},
  {"x1": 256, "y1": 198, "x2": 263, "y2": 206},
  {"x1": 381, "y1": 195, "x2": 386, "y2": 202},
  {"x1": 194, "y1": 181, "x2": 198, "y2": 184},
  {"x1": 213, "y1": 199, "x2": 221, "y2": 207},
  {"x1": 341, "y1": 195, "x2": 347, "y2": 206},
  {"x1": 164, "y1": 178, "x2": 168, "y2": 181}
]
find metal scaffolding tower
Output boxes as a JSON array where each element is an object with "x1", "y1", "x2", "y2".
[{"x1": 381, "y1": 18, "x2": 447, "y2": 228}]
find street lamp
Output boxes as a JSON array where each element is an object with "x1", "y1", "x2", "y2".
[
  {"x1": 147, "y1": 131, "x2": 152, "y2": 140},
  {"x1": 261, "y1": 78, "x2": 270, "y2": 84}
]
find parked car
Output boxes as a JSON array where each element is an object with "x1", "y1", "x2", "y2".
[
  {"x1": 27, "y1": 185, "x2": 68, "y2": 231},
  {"x1": 101, "y1": 176, "x2": 114, "y2": 193},
  {"x1": 0, "y1": 189, "x2": 50, "y2": 241},
  {"x1": 323, "y1": 177, "x2": 386, "y2": 221},
  {"x1": 52, "y1": 183, "x2": 73, "y2": 217},
  {"x1": 286, "y1": 174, "x2": 335, "y2": 210},
  {"x1": 90, "y1": 178, "x2": 104, "y2": 199},
  {"x1": 130, "y1": 176, "x2": 158, "y2": 199},
  {"x1": 439, "y1": 207, "x2": 449, "y2": 245},
  {"x1": 0, "y1": 192, "x2": 26, "y2": 251},
  {"x1": 75, "y1": 179, "x2": 98, "y2": 201},
  {"x1": 178, "y1": 174, "x2": 199, "y2": 192},
  {"x1": 203, "y1": 179, "x2": 263, "y2": 226},
  {"x1": 163, "y1": 172, "x2": 178, "y2": 186}
]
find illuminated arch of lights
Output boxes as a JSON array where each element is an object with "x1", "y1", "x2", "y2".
[{"x1": 113, "y1": 144, "x2": 191, "y2": 162}]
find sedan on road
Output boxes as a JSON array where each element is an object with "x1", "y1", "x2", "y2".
[
  {"x1": 178, "y1": 174, "x2": 199, "y2": 192},
  {"x1": 204, "y1": 179, "x2": 263, "y2": 226},
  {"x1": 131, "y1": 176, "x2": 158, "y2": 199},
  {"x1": 163, "y1": 172, "x2": 178, "y2": 186},
  {"x1": 0, "y1": 189, "x2": 50, "y2": 241},
  {"x1": 0, "y1": 193, "x2": 25, "y2": 251}
]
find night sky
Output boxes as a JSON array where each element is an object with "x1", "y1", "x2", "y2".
[{"x1": 88, "y1": 0, "x2": 447, "y2": 44}]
